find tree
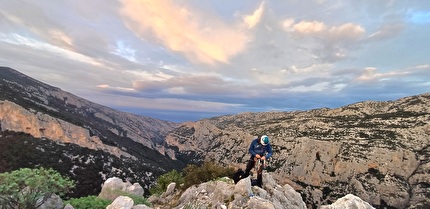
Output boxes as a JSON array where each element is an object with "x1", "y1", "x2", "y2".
[{"x1": 0, "y1": 167, "x2": 74, "y2": 209}]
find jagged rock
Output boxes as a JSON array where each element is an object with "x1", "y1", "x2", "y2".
[
  {"x1": 99, "y1": 177, "x2": 144, "y2": 201},
  {"x1": 164, "y1": 182, "x2": 176, "y2": 197},
  {"x1": 107, "y1": 196, "x2": 134, "y2": 209},
  {"x1": 235, "y1": 176, "x2": 252, "y2": 196},
  {"x1": 320, "y1": 194, "x2": 375, "y2": 209},
  {"x1": 127, "y1": 183, "x2": 145, "y2": 196},
  {"x1": 37, "y1": 194, "x2": 63, "y2": 209},
  {"x1": 153, "y1": 173, "x2": 307, "y2": 209}
]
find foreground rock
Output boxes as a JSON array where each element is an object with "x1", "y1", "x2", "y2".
[
  {"x1": 149, "y1": 172, "x2": 367, "y2": 209},
  {"x1": 320, "y1": 194, "x2": 375, "y2": 209},
  {"x1": 58, "y1": 175, "x2": 374, "y2": 209}
]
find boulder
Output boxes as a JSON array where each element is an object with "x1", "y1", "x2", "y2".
[
  {"x1": 107, "y1": 196, "x2": 134, "y2": 209},
  {"x1": 320, "y1": 194, "x2": 375, "y2": 209},
  {"x1": 127, "y1": 183, "x2": 144, "y2": 196}
]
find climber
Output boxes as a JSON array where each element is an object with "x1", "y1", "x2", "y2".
[{"x1": 244, "y1": 135, "x2": 273, "y2": 187}]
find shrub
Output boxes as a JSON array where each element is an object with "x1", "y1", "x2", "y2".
[
  {"x1": 66, "y1": 190, "x2": 150, "y2": 209},
  {"x1": 150, "y1": 169, "x2": 184, "y2": 195},
  {"x1": 64, "y1": 196, "x2": 111, "y2": 209},
  {"x1": 182, "y1": 161, "x2": 235, "y2": 189},
  {"x1": 0, "y1": 167, "x2": 74, "y2": 209}
]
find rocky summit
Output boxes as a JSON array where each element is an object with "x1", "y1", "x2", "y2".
[{"x1": 63, "y1": 174, "x2": 374, "y2": 209}]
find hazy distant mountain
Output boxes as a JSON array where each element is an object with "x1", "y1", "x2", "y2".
[{"x1": 0, "y1": 67, "x2": 198, "y2": 196}]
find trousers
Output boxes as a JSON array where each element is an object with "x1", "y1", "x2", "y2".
[{"x1": 244, "y1": 157, "x2": 263, "y2": 187}]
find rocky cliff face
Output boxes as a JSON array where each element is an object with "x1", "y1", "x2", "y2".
[
  {"x1": 165, "y1": 93, "x2": 430, "y2": 209},
  {"x1": 0, "y1": 67, "x2": 177, "y2": 151},
  {"x1": 0, "y1": 100, "x2": 128, "y2": 158},
  {"x1": 0, "y1": 67, "x2": 188, "y2": 196}
]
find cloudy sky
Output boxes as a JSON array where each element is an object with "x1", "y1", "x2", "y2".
[{"x1": 0, "y1": 0, "x2": 429, "y2": 122}]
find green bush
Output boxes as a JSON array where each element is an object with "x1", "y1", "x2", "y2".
[
  {"x1": 0, "y1": 167, "x2": 74, "y2": 209},
  {"x1": 150, "y1": 169, "x2": 184, "y2": 195},
  {"x1": 182, "y1": 161, "x2": 235, "y2": 189},
  {"x1": 66, "y1": 191, "x2": 150, "y2": 209},
  {"x1": 150, "y1": 162, "x2": 235, "y2": 195},
  {"x1": 64, "y1": 196, "x2": 111, "y2": 209}
]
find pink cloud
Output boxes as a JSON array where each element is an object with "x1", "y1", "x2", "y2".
[{"x1": 119, "y1": 0, "x2": 251, "y2": 65}]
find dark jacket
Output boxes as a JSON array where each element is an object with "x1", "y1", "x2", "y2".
[{"x1": 248, "y1": 138, "x2": 273, "y2": 159}]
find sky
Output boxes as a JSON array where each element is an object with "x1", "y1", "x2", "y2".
[{"x1": 0, "y1": 0, "x2": 429, "y2": 122}]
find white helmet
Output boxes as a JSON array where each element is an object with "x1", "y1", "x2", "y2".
[{"x1": 260, "y1": 135, "x2": 269, "y2": 145}]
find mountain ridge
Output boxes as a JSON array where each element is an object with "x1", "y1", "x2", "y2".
[
  {"x1": 0, "y1": 67, "x2": 193, "y2": 196},
  {"x1": 1, "y1": 67, "x2": 429, "y2": 208}
]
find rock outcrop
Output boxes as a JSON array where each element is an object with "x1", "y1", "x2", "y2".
[
  {"x1": 147, "y1": 172, "x2": 376, "y2": 209},
  {"x1": 150, "y1": 173, "x2": 307, "y2": 209},
  {"x1": 99, "y1": 177, "x2": 145, "y2": 201}
]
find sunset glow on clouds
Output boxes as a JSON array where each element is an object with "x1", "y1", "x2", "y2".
[
  {"x1": 0, "y1": 0, "x2": 429, "y2": 121},
  {"x1": 120, "y1": 0, "x2": 250, "y2": 65}
]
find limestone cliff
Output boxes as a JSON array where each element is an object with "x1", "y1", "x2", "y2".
[
  {"x1": 0, "y1": 100, "x2": 128, "y2": 158},
  {"x1": 0, "y1": 67, "x2": 178, "y2": 153}
]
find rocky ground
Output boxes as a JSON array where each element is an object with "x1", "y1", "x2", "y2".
[{"x1": 57, "y1": 174, "x2": 375, "y2": 209}]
